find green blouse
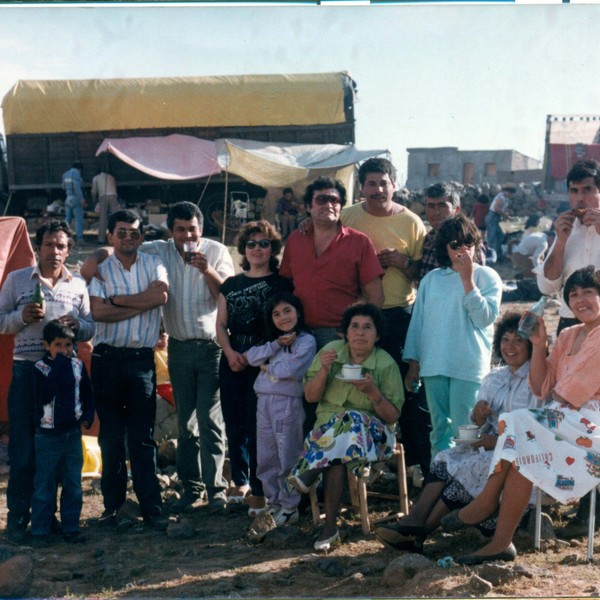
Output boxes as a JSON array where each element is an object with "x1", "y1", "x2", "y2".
[{"x1": 304, "y1": 340, "x2": 405, "y2": 429}]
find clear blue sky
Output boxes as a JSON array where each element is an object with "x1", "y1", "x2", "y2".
[{"x1": 0, "y1": 3, "x2": 599, "y2": 184}]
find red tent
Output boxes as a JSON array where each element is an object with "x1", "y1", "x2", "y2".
[{"x1": 0, "y1": 217, "x2": 36, "y2": 422}]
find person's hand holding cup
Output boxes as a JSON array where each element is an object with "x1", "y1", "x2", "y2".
[{"x1": 183, "y1": 241, "x2": 199, "y2": 265}]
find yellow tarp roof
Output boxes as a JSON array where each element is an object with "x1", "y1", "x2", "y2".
[{"x1": 2, "y1": 72, "x2": 352, "y2": 135}]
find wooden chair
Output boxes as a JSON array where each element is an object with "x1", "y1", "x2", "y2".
[{"x1": 309, "y1": 443, "x2": 410, "y2": 534}]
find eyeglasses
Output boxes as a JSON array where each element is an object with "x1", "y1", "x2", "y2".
[
  {"x1": 115, "y1": 229, "x2": 142, "y2": 240},
  {"x1": 245, "y1": 239, "x2": 271, "y2": 249},
  {"x1": 448, "y1": 239, "x2": 475, "y2": 250},
  {"x1": 313, "y1": 194, "x2": 342, "y2": 206}
]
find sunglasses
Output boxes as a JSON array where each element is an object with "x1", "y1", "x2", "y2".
[
  {"x1": 313, "y1": 194, "x2": 342, "y2": 206},
  {"x1": 448, "y1": 239, "x2": 475, "y2": 250},
  {"x1": 115, "y1": 229, "x2": 142, "y2": 240},
  {"x1": 245, "y1": 239, "x2": 271, "y2": 249}
]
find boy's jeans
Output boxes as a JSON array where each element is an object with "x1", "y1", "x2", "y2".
[{"x1": 31, "y1": 427, "x2": 83, "y2": 535}]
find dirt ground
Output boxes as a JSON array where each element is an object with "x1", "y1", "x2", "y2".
[{"x1": 3, "y1": 227, "x2": 599, "y2": 599}]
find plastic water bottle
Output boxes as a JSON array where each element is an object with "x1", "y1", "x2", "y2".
[{"x1": 517, "y1": 296, "x2": 547, "y2": 339}]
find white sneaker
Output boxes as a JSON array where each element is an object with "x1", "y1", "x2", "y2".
[{"x1": 274, "y1": 508, "x2": 299, "y2": 527}]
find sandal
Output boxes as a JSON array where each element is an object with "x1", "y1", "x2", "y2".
[{"x1": 226, "y1": 485, "x2": 250, "y2": 505}]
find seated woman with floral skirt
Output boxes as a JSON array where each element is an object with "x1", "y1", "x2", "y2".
[{"x1": 287, "y1": 303, "x2": 404, "y2": 551}]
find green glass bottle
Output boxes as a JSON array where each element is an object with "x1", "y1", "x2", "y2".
[{"x1": 33, "y1": 282, "x2": 45, "y2": 310}]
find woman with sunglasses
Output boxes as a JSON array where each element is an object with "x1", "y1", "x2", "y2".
[
  {"x1": 216, "y1": 220, "x2": 292, "y2": 515},
  {"x1": 404, "y1": 213, "x2": 502, "y2": 456}
]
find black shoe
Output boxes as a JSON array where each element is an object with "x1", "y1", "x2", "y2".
[
  {"x1": 63, "y1": 531, "x2": 87, "y2": 544},
  {"x1": 456, "y1": 543, "x2": 517, "y2": 565},
  {"x1": 441, "y1": 509, "x2": 477, "y2": 532},
  {"x1": 30, "y1": 535, "x2": 50, "y2": 548},
  {"x1": 5, "y1": 517, "x2": 28, "y2": 544},
  {"x1": 374, "y1": 526, "x2": 425, "y2": 553},
  {"x1": 145, "y1": 513, "x2": 169, "y2": 531},
  {"x1": 169, "y1": 492, "x2": 200, "y2": 514},
  {"x1": 97, "y1": 510, "x2": 116, "y2": 527},
  {"x1": 206, "y1": 496, "x2": 227, "y2": 514}
]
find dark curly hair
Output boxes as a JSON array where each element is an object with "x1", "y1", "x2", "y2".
[
  {"x1": 35, "y1": 220, "x2": 74, "y2": 249},
  {"x1": 340, "y1": 303, "x2": 385, "y2": 344},
  {"x1": 492, "y1": 312, "x2": 532, "y2": 364},
  {"x1": 236, "y1": 220, "x2": 282, "y2": 272},
  {"x1": 563, "y1": 265, "x2": 600, "y2": 304},
  {"x1": 303, "y1": 176, "x2": 347, "y2": 209},
  {"x1": 264, "y1": 292, "x2": 307, "y2": 341},
  {"x1": 434, "y1": 213, "x2": 482, "y2": 268}
]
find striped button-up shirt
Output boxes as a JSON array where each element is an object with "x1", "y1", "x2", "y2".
[
  {"x1": 139, "y1": 238, "x2": 234, "y2": 341},
  {"x1": 89, "y1": 252, "x2": 168, "y2": 348}
]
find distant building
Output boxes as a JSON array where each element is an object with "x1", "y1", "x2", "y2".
[
  {"x1": 406, "y1": 146, "x2": 542, "y2": 190},
  {"x1": 544, "y1": 114, "x2": 600, "y2": 191}
]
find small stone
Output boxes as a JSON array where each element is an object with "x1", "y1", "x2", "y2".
[
  {"x1": 166, "y1": 521, "x2": 195, "y2": 539},
  {"x1": 350, "y1": 572, "x2": 365, "y2": 582},
  {"x1": 247, "y1": 512, "x2": 276, "y2": 543},
  {"x1": 479, "y1": 563, "x2": 514, "y2": 586},
  {"x1": 560, "y1": 553, "x2": 580, "y2": 565},
  {"x1": 0, "y1": 554, "x2": 34, "y2": 598},
  {"x1": 467, "y1": 574, "x2": 494, "y2": 595},
  {"x1": 318, "y1": 558, "x2": 345, "y2": 577},
  {"x1": 382, "y1": 553, "x2": 435, "y2": 586}
]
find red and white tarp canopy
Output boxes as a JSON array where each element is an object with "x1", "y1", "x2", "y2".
[
  {"x1": 95, "y1": 134, "x2": 221, "y2": 181},
  {"x1": 96, "y1": 134, "x2": 387, "y2": 188}
]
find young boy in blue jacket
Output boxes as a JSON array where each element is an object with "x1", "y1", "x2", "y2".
[{"x1": 31, "y1": 320, "x2": 94, "y2": 546}]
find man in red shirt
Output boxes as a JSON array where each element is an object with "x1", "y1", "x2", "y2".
[
  {"x1": 280, "y1": 176, "x2": 384, "y2": 433},
  {"x1": 280, "y1": 176, "x2": 384, "y2": 352}
]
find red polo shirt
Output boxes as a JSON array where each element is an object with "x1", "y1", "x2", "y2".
[{"x1": 279, "y1": 224, "x2": 384, "y2": 328}]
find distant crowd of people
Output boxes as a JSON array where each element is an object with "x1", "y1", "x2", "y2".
[{"x1": 1, "y1": 157, "x2": 599, "y2": 562}]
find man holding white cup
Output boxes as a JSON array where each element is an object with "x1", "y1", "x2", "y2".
[{"x1": 82, "y1": 201, "x2": 234, "y2": 513}]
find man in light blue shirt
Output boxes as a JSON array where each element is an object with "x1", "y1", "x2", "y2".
[{"x1": 62, "y1": 162, "x2": 85, "y2": 243}]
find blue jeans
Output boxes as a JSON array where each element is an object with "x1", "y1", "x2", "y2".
[
  {"x1": 168, "y1": 338, "x2": 227, "y2": 500},
  {"x1": 219, "y1": 353, "x2": 262, "y2": 496},
  {"x1": 65, "y1": 196, "x2": 84, "y2": 241},
  {"x1": 92, "y1": 345, "x2": 162, "y2": 519},
  {"x1": 7, "y1": 360, "x2": 36, "y2": 527},
  {"x1": 31, "y1": 427, "x2": 83, "y2": 535},
  {"x1": 485, "y1": 211, "x2": 504, "y2": 259}
]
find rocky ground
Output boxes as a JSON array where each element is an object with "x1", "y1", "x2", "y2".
[{"x1": 3, "y1": 226, "x2": 598, "y2": 599}]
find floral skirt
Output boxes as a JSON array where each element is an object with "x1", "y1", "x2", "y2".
[
  {"x1": 290, "y1": 410, "x2": 395, "y2": 477},
  {"x1": 492, "y1": 400, "x2": 600, "y2": 503}
]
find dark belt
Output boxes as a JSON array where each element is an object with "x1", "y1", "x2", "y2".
[
  {"x1": 230, "y1": 334, "x2": 262, "y2": 347},
  {"x1": 93, "y1": 344, "x2": 154, "y2": 358}
]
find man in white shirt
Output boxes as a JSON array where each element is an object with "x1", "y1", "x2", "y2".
[
  {"x1": 536, "y1": 160, "x2": 600, "y2": 334},
  {"x1": 91, "y1": 170, "x2": 120, "y2": 245}
]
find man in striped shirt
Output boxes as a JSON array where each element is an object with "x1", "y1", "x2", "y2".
[
  {"x1": 82, "y1": 202, "x2": 234, "y2": 514},
  {"x1": 89, "y1": 209, "x2": 169, "y2": 530}
]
